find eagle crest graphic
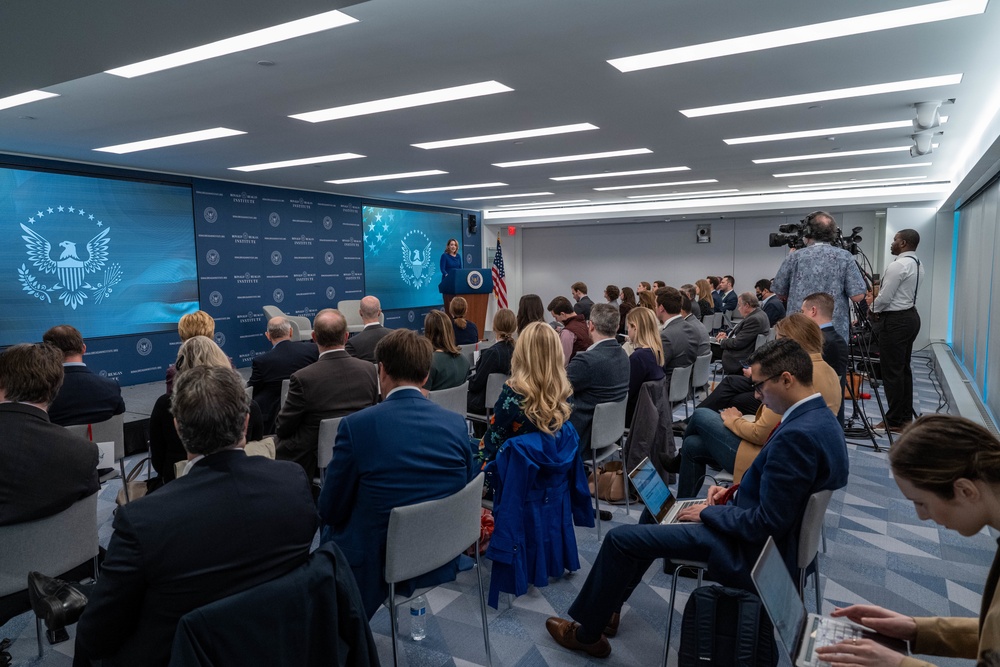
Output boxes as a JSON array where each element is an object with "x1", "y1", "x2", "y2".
[
  {"x1": 401, "y1": 238, "x2": 433, "y2": 280},
  {"x1": 20, "y1": 223, "x2": 111, "y2": 309}
]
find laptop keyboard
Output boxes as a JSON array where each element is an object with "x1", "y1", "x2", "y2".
[{"x1": 807, "y1": 616, "x2": 862, "y2": 666}]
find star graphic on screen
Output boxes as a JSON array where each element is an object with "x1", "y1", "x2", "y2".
[
  {"x1": 368, "y1": 223, "x2": 375, "y2": 232},
  {"x1": 57, "y1": 206, "x2": 64, "y2": 212},
  {"x1": 68, "y1": 206, "x2": 75, "y2": 212},
  {"x1": 36, "y1": 211, "x2": 44, "y2": 217},
  {"x1": 97, "y1": 221, "x2": 103, "y2": 227},
  {"x1": 376, "y1": 233, "x2": 383, "y2": 242},
  {"x1": 382, "y1": 223, "x2": 389, "y2": 232},
  {"x1": 28, "y1": 217, "x2": 35, "y2": 224},
  {"x1": 362, "y1": 234, "x2": 368, "y2": 243},
  {"x1": 78, "y1": 209, "x2": 85, "y2": 216},
  {"x1": 375, "y1": 213, "x2": 383, "y2": 223},
  {"x1": 47, "y1": 207, "x2": 53, "y2": 213},
  {"x1": 89, "y1": 214, "x2": 94, "y2": 220},
  {"x1": 368, "y1": 244, "x2": 376, "y2": 252}
]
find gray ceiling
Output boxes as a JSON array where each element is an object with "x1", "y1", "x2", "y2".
[{"x1": 2, "y1": 0, "x2": 998, "y2": 225}]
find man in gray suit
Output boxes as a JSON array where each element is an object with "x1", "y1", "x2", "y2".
[
  {"x1": 275, "y1": 309, "x2": 379, "y2": 480},
  {"x1": 566, "y1": 303, "x2": 629, "y2": 456},
  {"x1": 681, "y1": 293, "x2": 711, "y2": 357},
  {"x1": 345, "y1": 295, "x2": 391, "y2": 363},
  {"x1": 655, "y1": 287, "x2": 700, "y2": 389},
  {"x1": 715, "y1": 292, "x2": 770, "y2": 375}
]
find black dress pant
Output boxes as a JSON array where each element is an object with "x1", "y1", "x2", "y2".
[
  {"x1": 877, "y1": 308, "x2": 920, "y2": 426},
  {"x1": 696, "y1": 375, "x2": 761, "y2": 416}
]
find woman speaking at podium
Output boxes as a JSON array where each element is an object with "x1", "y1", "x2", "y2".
[{"x1": 439, "y1": 237, "x2": 462, "y2": 311}]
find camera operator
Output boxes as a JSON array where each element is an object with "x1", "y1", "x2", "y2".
[
  {"x1": 771, "y1": 211, "x2": 866, "y2": 346},
  {"x1": 867, "y1": 229, "x2": 923, "y2": 433}
]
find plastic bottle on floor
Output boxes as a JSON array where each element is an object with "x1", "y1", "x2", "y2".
[{"x1": 410, "y1": 594, "x2": 427, "y2": 641}]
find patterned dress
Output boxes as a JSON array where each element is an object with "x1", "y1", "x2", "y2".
[{"x1": 476, "y1": 384, "x2": 540, "y2": 467}]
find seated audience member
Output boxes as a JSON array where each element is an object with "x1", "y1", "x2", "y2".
[
  {"x1": 756, "y1": 278, "x2": 786, "y2": 326},
  {"x1": 802, "y1": 291, "x2": 848, "y2": 382},
  {"x1": 150, "y1": 336, "x2": 265, "y2": 484},
  {"x1": 817, "y1": 414, "x2": 1000, "y2": 667},
  {"x1": 165, "y1": 310, "x2": 216, "y2": 394},
  {"x1": 345, "y1": 295, "x2": 391, "y2": 362},
  {"x1": 75, "y1": 366, "x2": 317, "y2": 667},
  {"x1": 653, "y1": 280, "x2": 666, "y2": 291},
  {"x1": 548, "y1": 295, "x2": 589, "y2": 365},
  {"x1": 714, "y1": 292, "x2": 769, "y2": 374},
  {"x1": 516, "y1": 293, "x2": 546, "y2": 334},
  {"x1": 275, "y1": 309, "x2": 378, "y2": 480},
  {"x1": 618, "y1": 286, "x2": 637, "y2": 336},
  {"x1": 636, "y1": 281, "x2": 652, "y2": 294},
  {"x1": 319, "y1": 329, "x2": 474, "y2": 618},
  {"x1": 42, "y1": 324, "x2": 126, "y2": 427},
  {"x1": 604, "y1": 285, "x2": 620, "y2": 306},
  {"x1": 468, "y1": 308, "x2": 516, "y2": 415},
  {"x1": 670, "y1": 313, "x2": 842, "y2": 498},
  {"x1": 566, "y1": 303, "x2": 630, "y2": 455},
  {"x1": 545, "y1": 338, "x2": 849, "y2": 657},
  {"x1": 637, "y1": 289, "x2": 657, "y2": 311},
  {"x1": 655, "y1": 287, "x2": 700, "y2": 388},
  {"x1": 247, "y1": 316, "x2": 318, "y2": 433},
  {"x1": 680, "y1": 293, "x2": 711, "y2": 357},
  {"x1": 450, "y1": 296, "x2": 480, "y2": 345},
  {"x1": 0, "y1": 343, "x2": 98, "y2": 527},
  {"x1": 478, "y1": 322, "x2": 573, "y2": 466},
  {"x1": 708, "y1": 275, "x2": 723, "y2": 311},
  {"x1": 571, "y1": 281, "x2": 594, "y2": 319},
  {"x1": 680, "y1": 284, "x2": 701, "y2": 319},
  {"x1": 624, "y1": 307, "x2": 665, "y2": 426},
  {"x1": 423, "y1": 309, "x2": 470, "y2": 390},
  {"x1": 715, "y1": 275, "x2": 738, "y2": 314},
  {"x1": 695, "y1": 278, "x2": 715, "y2": 322}
]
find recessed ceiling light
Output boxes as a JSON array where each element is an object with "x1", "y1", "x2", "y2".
[
  {"x1": 493, "y1": 148, "x2": 651, "y2": 168},
  {"x1": 627, "y1": 189, "x2": 740, "y2": 199},
  {"x1": 753, "y1": 146, "x2": 913, "y2": 164},
  {"x1": 724, "y1": 118, "x2": 948, "y2": 145},
  {"x1": 412, "y1": 123, "x2": 598, "y2": 150},
  {"x1": 94, "y1": 127, "x2": 246, "y2": 154},
  {"x1": 787, "y1": 176, "x2": 929, "y2": 188},
  {"x1": 680, "y1": 74, "x2": 963, "y2": 118},
  {"x1": 398, "y1": 182, "x2": 508, "y2": 194},
  {"x1": 326, "y1": 170, "x2": 447, "y2": 185},
  {"x1": 229, "y1": 153, "x2": 364, "y2": 172},
  {"x1": 551, "y1": 165, "x2": 689, "y2": 181},
  {"x1": 594, "y1": 179, "x2": 718, "y2": 191},
  {"x1": 774, "y1": 163, "x2": 931, "y2": 177},
  {"x1": 497, "y1": 199, "x2": 591, "y2": 208},
  {"x1": 106, "y1": 10, "x2": 358, "y2": 78},
  {"x1": 453, "y1": 192, "x2": 554, "y2": 202},
  {"x1": 609, "y1": 0, "x2": 986, "y2": 72},
  {"x1": 290, "y1": 81, "x2": 513, "y2": 123},
  {"x1": 0, "y1": 90, "x2": 59, "y2": 111}
]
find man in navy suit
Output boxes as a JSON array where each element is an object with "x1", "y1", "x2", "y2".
[
  {"x1": 318, "y1": 328, "x2": 474, "y2": 619},
  {"x1": 247, "y1": 316, "x2": 318, "y2": 433},
  {"x1": 545, "y1": 339, "x2": 849, "y2": 658},
  {"x1": 656, "y1": 287, "x2": 701, "y2": 389},
  {"x1": 566, "y1": 303, "x2": 629, "y2": 456},
  {"x1": 74, "y1": 365, "x2": 317, "y2": 667},
  {"x1": 715, "y1": 275, "x2": 738, "y2": 314},
  {"x1": 756, "y1": 278, "x2": 786, "y2": 326},
  {"x1": 42, "y1": 325, "x2": 125, "y2": 427}
]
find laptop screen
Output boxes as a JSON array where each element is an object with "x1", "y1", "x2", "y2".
[
  {"x1": 628, "y1": 457, "x2": 674, "y2": 522},
  {"x1": 751, "y1": 537, "x2": 806, "y2": 655}
]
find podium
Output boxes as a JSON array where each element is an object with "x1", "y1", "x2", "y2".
[{"x1": 440, "y1": 269, "x2": 493, "y2": 338}]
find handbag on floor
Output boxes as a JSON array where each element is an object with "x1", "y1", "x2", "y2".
[
  {"x1": 587, "y1": 461, "x2": 627, "y2": 503},
  {"x1": 116, "y1": 457, "x2": 151, "y2": 506}
]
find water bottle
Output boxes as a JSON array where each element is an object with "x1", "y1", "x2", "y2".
[{"x1": 409, "y1": 594, "x2": 427, "y2": 641}]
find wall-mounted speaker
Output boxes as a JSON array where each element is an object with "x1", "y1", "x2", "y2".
[
  {"x1": 696, "y1": 224, "x2": 711, "y2": 243},
  {"x1": 467, "y1": 213, "x2": 478, "y2": 235}
]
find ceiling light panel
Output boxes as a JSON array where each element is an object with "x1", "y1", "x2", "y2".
[
  {"x1": 786, "y1": 176, "x2": 929, "y2": 188},
  {"x1": 106, "y1": 10, "x2": 358, "y2": 78},
  {"x1": 551, "y1": 166, "x2": 689, "y2": 181},
  {"x1": 453, "y1": 192, "x2": 554, "y2": 201},
  {"x1": 493, "y1": 148, "x2": 652, "y2": 168},
  {"x1": 752, "y1": 146, "x2": 912, "y2": 164},
  {"x1": 496, "y1": 199, "x2": 591, "y2": 208},
  {"x1": 412, "y1": 123, "x2": 598, "y2": 150},
  {"x1": 725, "y1": 117, "x2": 949, "y2": 145},
  {"x1": 326, "y1": 170, "x2": 446, "y2": 185},
  {"x1": 94, "y1": 127, "x2": 245, "y2": 154},
  {"x1": 681, "y1": 74, "x2": 963, "y2": 118},
  {"x1": 627, "y1": 189, "x2": 740, "y2": 199},
  {"x1": 290, "y1": 81, "x2": 513, "y2": 123},
  {"x1": 774, "y1": 163, "x2": 931, "y2": 177},
  {"x1": 609, "y1": 0, "x2": 986, "y2": 72},
  {"x1": 594, "y1": 179, "x2": 718, "y2": 191},
  {"x1": 0, "y1": 90, "x2": 59, "y2": 111},
  {"x1": 398, "y1": 182, "x2": 508, "y2": 194},
  {"x1": 229, "y1": 153, "x2": 364, "y2": 172}
]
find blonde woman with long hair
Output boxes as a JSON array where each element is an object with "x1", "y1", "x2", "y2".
[
  {"x1": 625, "y1": 307, "x2": 666, "y2": 424},
  {"x1": 477, "y1": 321, "x2": 572, "y2": 465}
]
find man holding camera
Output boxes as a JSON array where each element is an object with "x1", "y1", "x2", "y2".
[{"x1": 771, "y1": 211, "x2": 867, "y2": 345}]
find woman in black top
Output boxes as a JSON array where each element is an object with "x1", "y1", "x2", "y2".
[{"x1": 468, "y1": 308, "x2": 516, "y2": 414}]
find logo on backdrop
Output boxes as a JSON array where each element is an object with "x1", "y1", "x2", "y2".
[
  {"x1": 324, "y1": 252, "x2": 334, "y2": 265},
  {"x1": 323, "y1": 216, "x2": 333, "y2": 230},
  {"x1": 204, "y1": 207, "x2": 218, "y2": 223},
  {"x1": 466, "y1": 270, "x2": 483, "y2": 289},
  {"x1": 273, "y1": 288, "x2": 284, "y2": 303},
  {"x1": 326, "y1": 286, "x2": 336, "y2": 300},
  {"x1": 466, "y1": 252, "x2": 473, "y2": 264},
  {"x1": 214, "y1": 332, "x2": 226, "y2": 347},
  {"x1": 17, "y1": 207, "x2": 122, "y2": 309},
  {"x1": 268, "y1": 212, "x2": 281, "y2": 227},
  {"x1": 136, "y1": 338, "x2": 152, "y2": 356},
  {"x1": 407, "y1": 310, "x2": 415, "y2": 323},
  {"x1": 206, "y1": 249, "x2": 220, "y2": 265},
  {"x1": 209, "y1": 291, "x2": 223, "y2": 307},
  {"x1": 270, "y1": 251, "x2": 282, "y2": 265},
  {"x1": 399, "y1": 230, "x2": 435, "y2": 289}
]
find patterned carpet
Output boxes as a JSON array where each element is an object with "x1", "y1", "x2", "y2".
[{"x1": 1, "y1": 352, "x2": 990, "y2": 666}]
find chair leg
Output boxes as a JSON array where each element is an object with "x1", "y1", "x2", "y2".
[
  {"x1": 821, "y1": 526, "x2": 827, "y2": 553},
  {"x1": 592, "y1": 450, "x2": 602, "y2": 541},
  {"x1": 814, "y1": 560, "x2": 822, "y2": 614},
  {"x1": 120, "y1": 458, "x2": 130, "y2": 503},
  {"x1": 36, "y1": 616, "x2": 44, "y2": 658},
  {"x1": 389, "y1": 583, "x2": 399, "y2": 667},
  {"x1": 663, "y1": 565, "x2": 682, "y2": 667},
  {"x1": 475, "y1": 543, "x2": 493, "y2": 667}
]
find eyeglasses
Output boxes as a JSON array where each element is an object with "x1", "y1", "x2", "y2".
[{"x1": 751, "y1": 373, "x2": 783, "y2": 396}]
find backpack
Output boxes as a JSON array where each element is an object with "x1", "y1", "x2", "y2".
[{"x1": 677, "y1": 586, "x2": 778, "y2": 667}]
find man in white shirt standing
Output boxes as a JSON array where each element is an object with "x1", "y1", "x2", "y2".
[{"x1": 870, "y1": 229, "x2": 923, "y2": 433}]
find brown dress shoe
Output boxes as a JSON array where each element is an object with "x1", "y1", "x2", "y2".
[
  {"x1": 545, "y1": 617, "x2": 611, "y2": 658},
  {"x1": 604, "y1": 612, "x2": 620, "y2": 637}
]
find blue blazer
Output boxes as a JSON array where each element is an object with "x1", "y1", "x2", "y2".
[
  {"x1": 318, "y1": 389, "x2": 474, "y2": 618},
  {"x1": 717, "y1": 290, "x2": 738, "y2": 313},
  {"x1": 699, "y1": 395, "x2": 849, "y2": 588}
]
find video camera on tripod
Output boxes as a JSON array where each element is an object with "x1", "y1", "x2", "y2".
[{"x1": 768, "y1": 217, "x2": 864, "y2": 254}]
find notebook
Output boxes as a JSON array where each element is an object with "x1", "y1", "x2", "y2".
[
  {"x1": 628, "y1": 456, "x2": 702, "y2": 524},
  {"x1": 751, "y1": 536, "x2": 908, "y2": 667}
]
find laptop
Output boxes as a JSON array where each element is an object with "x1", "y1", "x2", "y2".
[
  {"x1": 751, "y1": 536, "x2": 908, "y2": 667},
  {"x1": 628, "y1": 457, "x2": 702, "y2": 524}
]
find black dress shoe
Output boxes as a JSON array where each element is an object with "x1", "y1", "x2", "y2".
[
  {"x1": 27, "y1": 572, "x2": 89, "y2": 645},
  {"x1": 594, "y1": 509, "x2": 613, "y2": 522},
  {"x1": 545, "y1": 618, "x2": 611, "y2": 658}
]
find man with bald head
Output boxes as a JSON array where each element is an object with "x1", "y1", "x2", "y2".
[
  {"x1": 275, "y1": 309, "x2": 379, "y2": 480},
  {"x1": 345, "y1": 295, "x2": 392, "y2": 363},
  {"x1": 247, "y1": 316, "x2": 318, "y2": 433}
]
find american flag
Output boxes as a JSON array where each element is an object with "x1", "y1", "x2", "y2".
[{"x1": 492, "y1": 233, "x2": 507, "y2": 309}]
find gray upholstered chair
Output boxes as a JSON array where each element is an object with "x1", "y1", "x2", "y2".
[
  {"x1": 590, "y1": 398, "x2": 628, "y2": 540},
  {"x1": 427, "y1": 381, "x2": 469, "y2": 418}
]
